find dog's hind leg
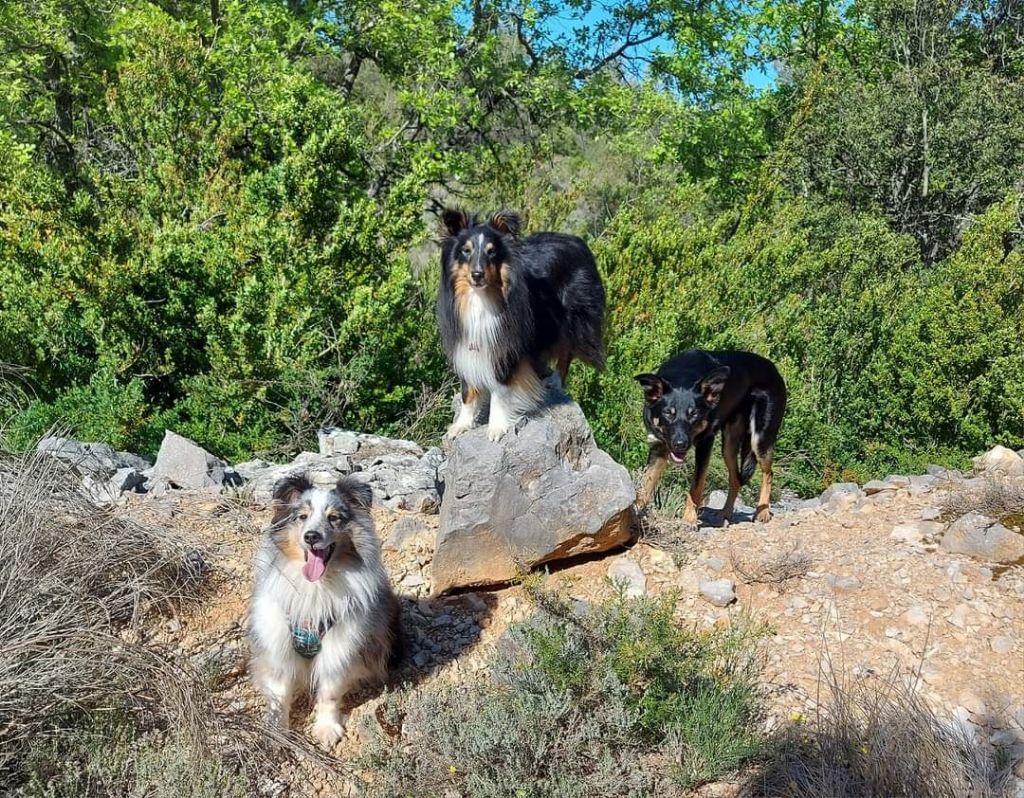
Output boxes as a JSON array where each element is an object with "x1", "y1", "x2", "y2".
[
  {"x1": 754, "y1": 451, "x2": 774, "y2": 522},
  {"x1": 750, "y1": 390, "x2": 782, "y2": 522},
  {"x1": 487, "y1": 362, "x2": 542, "y2": 441},
  {"x1": 637, "y1": 445, "x2": 668, "y2": 508},
  {"x1": 684, "y1": 436, "x2": 713, "y2": 525},
  {"x1": 720, "y1": 417, "x2": 745, "y2": 521}
]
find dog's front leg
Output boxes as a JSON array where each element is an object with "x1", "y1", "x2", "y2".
[
  {"x1": 636, "y1": 445, "x2": 668, "y2": 508},
  {"x1": 310, "y1": 672, "x2": 349, "y2": 747},
  {"x1": 310, "y1": 627, "x2": 370, "y2": 748},
  {"x1": 251, "y1": 597, "x2": 301, "y2": 729},
  {"x1": 684, "y1": 437, "x2": 714, "y2": 525},
  {"x1": 446, "y1": 384, "x2": 481, "y2": 439}
]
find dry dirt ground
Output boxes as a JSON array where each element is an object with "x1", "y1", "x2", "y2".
[{"x1": 123, "y1": 476, "x2": 1024, "y2": 795}]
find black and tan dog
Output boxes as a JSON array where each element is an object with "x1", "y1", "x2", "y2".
[{"x1": 635, "y1": 349, "x2": 786, "y2": 524}]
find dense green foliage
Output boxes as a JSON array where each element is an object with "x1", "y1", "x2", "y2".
[
  {"x1": 363, "y1": 587, "x2": 768, "y2": 794},
  {"x1": 2, "y1": 0, "x2": 1022, "y2": 491}
]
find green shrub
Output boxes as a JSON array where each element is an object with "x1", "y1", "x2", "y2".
[{"x1": 362, "y1": 587, "x2": 769, "y2": 796}]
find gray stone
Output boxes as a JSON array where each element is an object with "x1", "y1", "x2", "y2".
[
  {"x1": 37, "y1": 436, "x2": 151, "y2": 478},
  {"x1": 885, "y1": 474, "x2": 911, "y2": 487},
  {"x1": 821, "y1": 482, "x2": 864, "y2": 502},
  {"x1": 863, "y1": 479, "x2": 895, "y2": 495},
  {"x1": 825, "y1": 573, "x2": 862, "y2": 593},
  {"x1": 941, "y1": 511, "x2": 1024, "y2": 564},
  {"x1": 149, "y1": 431, "x2": 232, "y2": 491},
  {"x1": 608, "y1": 558, "x2": 647, "y2": 598},
  {"x1": 432, "y1": 383, "x2": 634, "y2": 593},
  {"x1": 891, "y1": 520, "x2": 944, "y2": 544},
  {"x1": 317, "y1": 427, "x2": 360, "y2": 456},
  {"x1": 908, "y1": 474, "x2": 938, "y2": 495},
  {"x1": 233, "y1": 458, "x2": 273, "y2": 480},
  {"x1": 83, "y1": 466, "x2": 147, "y2": 503},
  {"x1": 974, "y1": 445, "x2": 1024, "y2": 477},
  {"x1": 920, "y1": 506, "x2": 942, "y2": 521},
  {"x1": 991, "y1": 636, "x2": 1014, "y2": 655},
  {"x1": 699, "y1": 578, "x2": 737, "y2": 607},
  {"x1": 926, "y1": 464, "x2": 950, "y2": 478}
]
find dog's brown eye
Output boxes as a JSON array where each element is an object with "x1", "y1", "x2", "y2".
[
  {"x1": 298, "y1": 512, "x2": 308, "y2": 521},
  {"x1": 461, "y1": 246, "x2": 471, "y2": 257}
]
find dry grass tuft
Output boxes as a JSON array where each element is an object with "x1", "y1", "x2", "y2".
[
  {"x1": 742, "y1": 666, "x2": 1016, "y2": 798},
  {"x1": 0, "y1": 442, "x2": 348, "y2": 795},
  {"x1": 730, "y1": 546, "x2": 812, "y2": 593}
]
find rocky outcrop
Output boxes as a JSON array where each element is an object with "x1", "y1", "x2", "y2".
[
  {"x1": 431, "y1": 385, "x2": 635, "y2": 594},
  {"x1": 242, "y1": 431, "x2": 443, "y2": 512}
]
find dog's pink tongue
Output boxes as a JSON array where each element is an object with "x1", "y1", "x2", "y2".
[{"x1": 302, "y1": 550, "x2": 327, "y2": 582}]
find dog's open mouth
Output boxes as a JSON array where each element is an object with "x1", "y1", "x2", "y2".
[
  {"x1": 669, "y1": 450, "x2": 688, "y2": 465},
  {"x1": 302, "y1": 543, "x2": 336, "y2": 582}
]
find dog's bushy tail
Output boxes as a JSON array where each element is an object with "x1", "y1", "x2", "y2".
[{"x1": 740, "y1": 439, "x2": 757, "y2": 485}]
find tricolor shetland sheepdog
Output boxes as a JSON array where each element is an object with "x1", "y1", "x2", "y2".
[
  {"x1": 437, "y1": 207, "x2": 606, "y2": 440},
  {"x1": 249, "y1": 473, "x2": 401, "y2": 747}
]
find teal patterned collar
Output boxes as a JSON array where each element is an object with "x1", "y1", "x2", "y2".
[{"x1": 290, "y1": 617, "x2": 333, "y2": 659}]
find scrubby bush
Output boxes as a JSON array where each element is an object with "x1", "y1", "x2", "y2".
[
  {"x1": 742, "y1": 668, "x2": 1016, "y2": 797},
  {"x1": 362, "y1": 586, "x2": 769, "y2": 796}
]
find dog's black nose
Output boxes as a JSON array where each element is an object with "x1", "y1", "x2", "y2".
[
  {"x1": 303, "y1": 529, "x2": 321, "y2": 545},
  {"x1": 470, "y1": 270, "x2": 485, "y2": 284}
]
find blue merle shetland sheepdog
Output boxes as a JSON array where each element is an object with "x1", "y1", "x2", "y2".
[{"x1": 437, "y1": 208, "x2": 606, "y2": 441}]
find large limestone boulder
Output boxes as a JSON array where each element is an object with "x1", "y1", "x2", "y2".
[
  {"x1": 431, "y1": 389, "x2": 635, "y2": 594},
  {"x1": 150, "y1": 430, "x2": 238, "y2": 492},
  {"x1": 973, "y1": 445, "x2": 1024, "y2": 477}
]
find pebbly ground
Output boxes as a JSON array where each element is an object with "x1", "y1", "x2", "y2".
[{"x1": 122, "y1": 468, "x2": 1024, "y2": 796}]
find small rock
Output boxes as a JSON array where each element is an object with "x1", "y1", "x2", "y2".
[
  {"x1": 904, "y1": 606, "x2": 929, "y2": 626},
  {"x1": 920, "y1": 506, "x2": 942, "y2": 521},
  {"x1": 608, "y1": 558, "x2": 647, "y2": 598},
  {"x1": 948, "y1": 604, "x2": 970, "y2": 628},
  {"x1": 703, "y1": 556, "x2": 727, "y2": 573},
  {"x1": 318, "y1": 428, "x2": 361, "y2": 456},
  {"x1": 821, "y1": 482, "x2": 864, "y2": 503},
  {"x1": 825, "y1": 574, "x2": 861, "y2": 593},
  {"x1": 699, "y1": 578, "x2": 737, "y2": 607},
  {"x1": 885, "y1": 474, "x2": 911, "y2": 487},
  {"x1": 991, "y1": 636, "x2": 1014, "y2": 655},
  {"x1": 864, "y1": 479, "x2": 895, "y2": 495}
]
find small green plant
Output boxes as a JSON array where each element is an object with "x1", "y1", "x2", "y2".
[{"x1": 363, "y1": 587, "x2": 769, "y2": 796}]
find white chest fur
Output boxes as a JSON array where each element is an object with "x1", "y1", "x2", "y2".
[{"x1": 453, "y1": 292, "x2": 503, "y2": 389}]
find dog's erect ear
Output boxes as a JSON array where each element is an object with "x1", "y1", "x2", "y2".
[
  {"x1": 488, "y1": 210, "x2": 521, "y2": 238},
  {"x1": 697, "y1": 366, "x2": 730, "y2": 406},
  {"x1": 272, "y1": 472, "x2": 313, "y2": 506},
  {"x1": 441, "y1": 207, "x2": 472, "y2": 238},
  {"x1": 335, "y1": 476, "x2": 373, "y2": 512},
  {"x1": 635, "y1": 373, "x2": 669, "y2": 403}
]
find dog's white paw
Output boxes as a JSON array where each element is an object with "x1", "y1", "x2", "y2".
[
  {"x1": 311, "y1": 717, "x2": 344, "y2": 748},
  {"x1": 445, "y1": 420, "x2": 473, "y2": 440},
  {"x1": 486, "y1": 422, "x2": 510, "y2": 441}
]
